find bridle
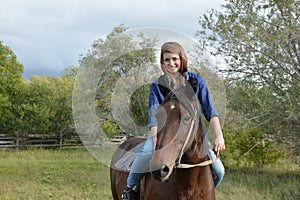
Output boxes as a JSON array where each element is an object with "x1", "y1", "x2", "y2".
[
  {"x1": 171, "y1": 95, "x2": 219, "y2": 169},
  {"x1": 159, "y1": 85, "x2": 219, "y2": 169}
]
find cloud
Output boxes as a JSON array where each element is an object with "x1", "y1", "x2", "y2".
[{"x1": 0, "y1": 0, "x2": 225, "y2": 78}]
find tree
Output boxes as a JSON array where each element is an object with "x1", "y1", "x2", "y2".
[
  {"x1": 62, "y1": 65, "x2": 79, "y2": 77},
  {"x1": 0, "y1": 41, "x2": 75, "y2": 136},
  {"x1": 130, "y1": 84, "x2": 150, "y2": 126},
  {"x1": 76, "y1": 25, "x2": 159, "y2": 138},
  {"x1": 197, "y1": 0, "x2": 300, "y2": 163},
  {"x1": 223, "y1": 80, "x2": 286, "y2": 166},
  {"x1": 0, "y1": 41, "x2": 24, "y2": 134},
  {"x1": 13, "y1": 75, "x2": 74, "y2": 136}
]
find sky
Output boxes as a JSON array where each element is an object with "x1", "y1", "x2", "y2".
[{"x1": 1, "y1": 0, "x2": 225, "y2": 79}]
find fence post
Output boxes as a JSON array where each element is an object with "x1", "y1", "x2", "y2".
[
  {"x1": 16, "y1": 133, "x2": 19, "y2": 150},
  {"x1": 60, "y1": 131, "x2": 63, "y2": 150}
]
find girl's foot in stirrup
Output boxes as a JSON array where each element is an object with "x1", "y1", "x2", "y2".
[{"x1": 121, "y1": 187, "x2": 137, "y2": 200}]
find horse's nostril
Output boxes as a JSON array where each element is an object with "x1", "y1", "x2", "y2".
[
  {"x1": 151, "y1": 165, "x2": 170, "y2": 181},
  {"x1": 160, "y1": 165, "x2": 169, "y2": 177}
]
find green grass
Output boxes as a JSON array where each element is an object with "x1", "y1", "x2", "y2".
[
  {"x1": 216, "y1": 167, "x2": 300, "y2": 200},
  {"x1": 0, "y1": 147, "x2": 111, "y2": 200},
  {"x1": 0, "y1": 147, "x2": 299, "y2": 200}
]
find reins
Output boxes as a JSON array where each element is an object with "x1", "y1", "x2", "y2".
[
  {"x1": 174, "y1": 157, "x2": 219, "y2": 169},
  {"x1": 174, "y1": 117, "x2": 219, "y2": 169}
]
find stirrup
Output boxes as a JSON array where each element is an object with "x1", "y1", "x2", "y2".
[{"x1": 122, "y1": 187, "x2": 137, "y2": 200}]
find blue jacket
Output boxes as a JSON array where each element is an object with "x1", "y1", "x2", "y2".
[{"x1": 148, "y1": 71, "x2": 219, "y2": 128}]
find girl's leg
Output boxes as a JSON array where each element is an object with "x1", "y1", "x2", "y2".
[
  {"x1": 126, "y1": 136, "x2": 154, "y2": 188},
  {"x1": 208, "y1": 149, "x2": 225, "y2": 188}
]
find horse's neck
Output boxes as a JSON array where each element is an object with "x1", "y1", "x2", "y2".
[{"x1": 181, "y1": 137, "x2": 204, "y2": 164}]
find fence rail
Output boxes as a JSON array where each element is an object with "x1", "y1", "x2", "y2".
[
  {"x1": 0, "y1": 133, "x2": 84, "y2": 149},
  {"x1": 0, "y1": 133, "x2": 126, "y2": 150}
]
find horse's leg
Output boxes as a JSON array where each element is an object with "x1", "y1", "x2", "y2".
[
  {"x1": 143, "y1": 176, "x2": 171, "y2": 200},
  {"x1": 143, "y1": 167, "x2": 215, "y2": 200},
  {"x1": 198, "y1": 166, "x2": 216, "y2": 200},
  {"x1": 110, "y1": 169, "x2": 129, "y2": 200},
  {"x1": 110, "y1": 137, "x2": 148, "y2": 199},
  {"x1": 110, "y1": 168, "x2": 119, "y2": 200},
  {"x1": 138, "y1": 176, "x2": 146, "y2": 200}
]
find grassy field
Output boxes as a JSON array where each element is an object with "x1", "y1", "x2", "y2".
[{"x1": 0, "y1": 147, "x2": 299, "y2": 200}]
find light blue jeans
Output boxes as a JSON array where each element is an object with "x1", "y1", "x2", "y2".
[{"x1": 127, "y1": 135, "x2": 225, "y2": 188}]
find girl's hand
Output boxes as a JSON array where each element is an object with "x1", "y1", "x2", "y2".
[
  {"x1": 210, "y1": 117, "x2": 225, "y2": 157},
  {"x1": 214, "y1": 134, "x2": 225, "y2": 157},
  {"x1": 151, "y1": 126, "x2": 158, "y2": 151},
  {"x1": 152, "y1": 135, "x2": 157, "y2": 151}
]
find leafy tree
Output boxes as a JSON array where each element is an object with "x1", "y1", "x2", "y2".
[
  {"x1": 0, "y1": 94, "x2": 13, "y2": 133},
  {"x1": 62, "y1": 65, "x2": 79, "y2": 77},
  {"x1": 14, "y1": 75, "x2": 74, "y2": 135},
  {"x1": 0, "y1": 41, "x2": 24, "y2": 134},
  {"x1": 101, "y1": 121, "x2": 124, "y2": 139},
  {"x1": 77, "y1": 25, "x2": 158, "y2": 137},
  {"x1": 0, "y1": 41, "x2": 75, "y2": 137},
  {"x1": 223, "y1": 80, "x2": 286, "y2": 166},
  {"x1": 0, "y1": 41, "x2": 24, "y2": 96},
  {"x1": 47, "y1": 75, "x2": 74, "y2": 134},
  {"x1": 197, "y1": 0, "x2": 300, "y2": 164},
  {"x1": 130, "y1": 84, "x2": 150, "y2": 126}
]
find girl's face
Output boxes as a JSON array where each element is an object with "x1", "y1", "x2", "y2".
[{"x1": 162, "y1": 53, "x2": 181, "y2": 73}]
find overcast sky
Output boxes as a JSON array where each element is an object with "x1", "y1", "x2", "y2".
[{"x1": 1, "y1": 0, "x2": 225, "y2": 78}]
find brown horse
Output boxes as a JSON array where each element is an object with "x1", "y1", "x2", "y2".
[{"x1": 110, "y1": 88, "x2": 215, "y2": 200}]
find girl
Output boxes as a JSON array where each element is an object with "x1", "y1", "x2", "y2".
[{"x1": 122, "y1": 42, "x2": 225, "y2": 200}]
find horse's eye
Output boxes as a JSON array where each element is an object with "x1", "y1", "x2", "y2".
[{"x1": 183, "y1": 116, "x2": 191, "y2": 124}]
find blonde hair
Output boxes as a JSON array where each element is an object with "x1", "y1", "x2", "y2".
[{"x1": 160, "y1": 42, "x2": 188, "y2": 88}]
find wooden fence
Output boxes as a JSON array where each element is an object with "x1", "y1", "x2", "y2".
[
  {"x1": 0, "y1": 133, "x2": 84, "y2": 150},
  {"x1": 0, "y1": 132, "x2": 127, "y2": 150}
]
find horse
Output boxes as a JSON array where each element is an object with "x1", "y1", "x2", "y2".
[{"x1": 110, "y1": 87, "x2": 216, "y2": 200}]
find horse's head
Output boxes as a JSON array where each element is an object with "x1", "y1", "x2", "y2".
[{"x1": 150, "y1": 87, "x2": 203, "y2": 182}]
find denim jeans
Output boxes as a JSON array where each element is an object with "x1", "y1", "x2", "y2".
[
  {"x1": 127, "y1": 135, "x2": 225, "y2": 188},
  {"x1": 127, "y1": 136, "x2": 154, "y2": 188},
  {"x1": 207, "y1": 148, "x2": 225, "y2": 188}
]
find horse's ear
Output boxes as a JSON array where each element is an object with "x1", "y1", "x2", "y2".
[
  {"x1": 155, "y1": 105, "x2": 167, "y2": 133},
  {"x1": 185, "y1": 77, "x2": 197, "y2": 99},
  {"x1": 158, "y1": 75, "x2": 172, "y2": 98}
]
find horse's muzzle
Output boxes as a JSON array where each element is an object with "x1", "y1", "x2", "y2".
[{"x1": 151, "y1": 165, "x2": 170, "y2": 182}]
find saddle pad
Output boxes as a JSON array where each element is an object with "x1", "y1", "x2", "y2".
[{"x1": 114, "y1": 141, "x2": 146, "y2": 171}]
